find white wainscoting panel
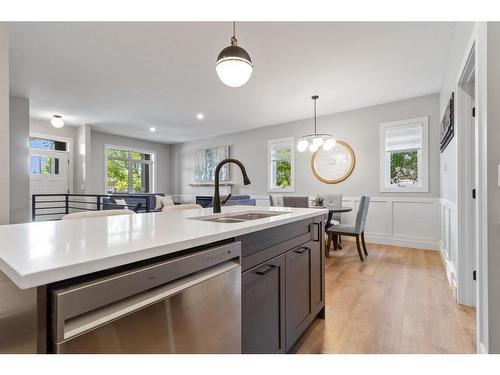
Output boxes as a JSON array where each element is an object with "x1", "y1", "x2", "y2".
[
  {"x1": 258, "y1": 195, "x2": 440, "y2": 250},
  {"x1": 439, "y1": 198, "x2": 458, "y2": 294}
]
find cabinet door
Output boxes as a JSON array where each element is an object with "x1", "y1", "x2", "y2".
[
  {"x1": 285, "y1": 245, "x2": 311, "y2": 349},
  {"x1": 309, "y1": 238, "x2": 324, "y2": 312},
  {"x1": 242, "y1": 254, "x2": 286, "y2": 354}
]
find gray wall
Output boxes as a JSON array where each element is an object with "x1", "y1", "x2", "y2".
[
  {"x1": 170, "y1": 94, "x2": 440, "y2": 198},
  {"x1": 487, "y1": 22, "x2": 500, "y2": 354},
  {"x1": 0, "y1": 26, "x2": 9, "y2": 224},
  {"x1": 9, "y1": 97, "x2": 30, "y2": 223},
  {"x1": 88, "y1": 131, "x2": 171, "y2": 194}
]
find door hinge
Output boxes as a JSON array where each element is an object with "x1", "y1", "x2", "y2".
[
  {"x1": 472, "y1": 107, "x2": 476, "y2": 117},
  {"x1": 472, "y1": 188, "x2": 476, "y2": 199},
  {"x1": 473, "y1": 270, "x2": 477, "y2": 281}
]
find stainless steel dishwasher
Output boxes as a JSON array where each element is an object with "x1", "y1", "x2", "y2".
[{"x1": 49, "y1": 242, "x2": 241, "y2": 354}]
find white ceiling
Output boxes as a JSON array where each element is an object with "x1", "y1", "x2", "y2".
[{"x1": 8, "y1": 22, "x2": 454, "y2": 143}]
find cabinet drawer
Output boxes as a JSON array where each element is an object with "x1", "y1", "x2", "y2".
[{"x1": 237, "y1": 218, "x2": 314, "y2": 271}]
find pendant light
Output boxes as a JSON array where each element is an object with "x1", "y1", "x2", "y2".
[
  {"x1": 297, "y1": 95, "x2": 336, "y2": 152},
  {"x1": 216, "y1": 22, "x2": 253, "y2": 87},
  {"x1": 51, "y1": 114, "x2": 64, "y2": 128}
]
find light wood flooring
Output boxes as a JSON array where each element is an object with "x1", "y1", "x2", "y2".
[{"x1": 294, "y1": 241, "x2": 476, "y2": 354}]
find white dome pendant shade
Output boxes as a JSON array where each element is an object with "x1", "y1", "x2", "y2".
[
  {"x1": 216, "y1": 22, "x2": 253, "y2": 88},
  {"x1": 297, "y1": 95, "x2": 337, "y2": 153},
  {"x1": 51, "y1": 115, "x2": 64, "y2": 128}
]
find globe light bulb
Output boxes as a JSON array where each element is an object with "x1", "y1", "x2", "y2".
[
  {"x1": 297, "y1": 139, "x2": 309, "y2": 152},
  {"x1": 312, "y1": 137, "x2": 324, "y2": 148},
  {"x1": 309, "y1": 143, "x2": 319, "y2": 152},
  {"x1": 216, "y1": 57, "x2": 253, "y2": 87},
  {"x1": 323, "y1": 138, "x2": 337, "y2": 151}
]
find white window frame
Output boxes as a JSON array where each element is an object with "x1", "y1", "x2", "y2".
[
  {"x1": 104, "y1": 144, "x2": 156, "y2": 194},
  {"x1": 379, "y1": 117, "x2": 429, "y2": 193},
  {"x1": 267, "y1": 137, "x2": 295, "y2": 193}
]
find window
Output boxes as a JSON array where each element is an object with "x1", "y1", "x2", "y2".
[
  {"x1": 268, "y1": 138, "x2": 295, "y2": 192},
  {"x1": 380, "y1": 117, "x2": 429, "y2": 192},
  {"x1": 29, "y1": 137, "x2": 67, "y2": 151},
  {"x1": 105, "y1": 145, "x2": 155, "y2": 194},
  {"x1": 30, "y1": 156, "x2": 60, "y2": 175}
]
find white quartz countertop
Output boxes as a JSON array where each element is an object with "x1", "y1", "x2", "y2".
[{"x1": 0, "y1": 206, "x2": 327, "y2": 289}]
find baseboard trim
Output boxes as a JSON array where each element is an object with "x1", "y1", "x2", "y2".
[
  {"x1": 479, "y1": 342, "x2": 488, "y2": 354},
  {"x1": 342, "y1": 233, "x2": 439, "y2": 251},
  {"x1": 439, "y1": 241, "x2": 458, "y2": 296}
]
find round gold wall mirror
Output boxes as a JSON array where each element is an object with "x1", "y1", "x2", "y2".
[{"x1": 311, "y1": 140, "x2": 355, "y2": 184}]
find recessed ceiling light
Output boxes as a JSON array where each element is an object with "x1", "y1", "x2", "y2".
[
  {"x1": 51, "y1": 115, "x2": 64, "y2": 128},
  {"x1": 196, "y1": 113, "x2": 204, "y2": 120},
  {"x1": 150, "y1": 127, "x2": 156, "y2": 132}
]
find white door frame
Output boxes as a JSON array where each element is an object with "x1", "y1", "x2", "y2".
[
  {"x1": 29, "y1": 132, "x2": 74, "y2": 194},
  {"x1": 456, "y1": 23, "x2": 488, "y2": 354},
  {"x1": 456, "y1": 43, "x2": 475, "y2": 307}
]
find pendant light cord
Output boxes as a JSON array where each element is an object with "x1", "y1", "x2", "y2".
[
  {"x1": 313, "y1": 97, "x2": 317, "y2": 136},
  {"x1": 231, "y1": 21, "x2": 237, "y2": 46}
]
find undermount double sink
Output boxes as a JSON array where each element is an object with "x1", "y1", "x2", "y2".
[{"x1": 190, "y1": 211, "x2": 286, "y2": 223}]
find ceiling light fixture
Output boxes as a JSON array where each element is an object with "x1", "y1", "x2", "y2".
[
  {"x1": 297, "y1": 96, "x2": 336, "y2": 153},
  {"x1": 51, "y1": 115, "x2": 64, "y2": 128},
  {"x1": 149, "y1": 127, "x2": 156, "y2": 132},
  {"x1": 196, "y1": 113, "x2": 204, "y2": 120},
  {"x1": 216, "y1": 22, "x2": 253, "y2": 88}
]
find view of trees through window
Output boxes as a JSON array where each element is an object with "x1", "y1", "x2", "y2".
[
  {"x1": 106, "y1": 148, "x2": 153, "y2": 193},
  {"x1": 271, "y1": 144, "x2": 292, "y2": 189},
  {"x1": 389, "y1": 150, "x2": 418, "y2": 186}
]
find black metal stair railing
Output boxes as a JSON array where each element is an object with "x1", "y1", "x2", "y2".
[{"x1": 31, "y1": 193, "x2": 151, "y2": 222}]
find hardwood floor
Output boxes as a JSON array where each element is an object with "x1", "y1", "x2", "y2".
[{"x1": 294, "y1": 242, "x2": 476, "y2": 354}]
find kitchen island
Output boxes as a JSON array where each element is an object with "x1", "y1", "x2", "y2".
[{"x1": 0, "y1": 205, "x2": 327, "y2": 354}]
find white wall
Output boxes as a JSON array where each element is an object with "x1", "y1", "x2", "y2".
[
  {"x1": 439, "y1": 22, "x2": 475, "y2": 204},
  {"x1": 30, "y1": 118, "x2": 80, "y2": 192},
  {"x1": 0, "y1": 26, "x2": 9, "y2": 224},
  {"x1": 170, "y1": 94, "x2": 441, "y2": 250},
  {"x1": 88, "y1": 130, "x2": 171, "y2": 194},
  {"x1": 437, "y1": 22, "x2": 475, "y2": 297},
  {"x1": 76, "y1": 124, "x2": 91, "y2": 193},
  {"x1": 9, "y1": 97, "x2": 30, "y2": 223}
]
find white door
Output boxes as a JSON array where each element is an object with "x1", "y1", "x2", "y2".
[{"x1": 30, "y1": 149, "x2": 69, "y2": 195}]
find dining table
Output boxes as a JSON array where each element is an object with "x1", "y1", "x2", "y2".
[{"x1": 312, "y1": 205, "x2": 353, "y2": 228}]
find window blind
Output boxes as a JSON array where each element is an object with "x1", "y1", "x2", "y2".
[{"x1": 385, "y1": 123, "x2": 422, "y2": 152}]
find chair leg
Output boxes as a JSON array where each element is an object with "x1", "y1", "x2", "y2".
[
  {"x1": 355, "y1": 235, "x2": 364, "y2": 261},
  {"x1": 326, "y1": 233, "x2": 332, "y2": 255},
  {"x1": 361, "y1": 231, "x2": 368, "y2": 256},
  {"x1": 333, "y1": 234, "x2": 339, "y2": 251}
]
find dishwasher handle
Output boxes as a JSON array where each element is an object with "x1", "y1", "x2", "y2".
[{"x1": 60, "y1": 259, "x2": 240, "y2": 342}]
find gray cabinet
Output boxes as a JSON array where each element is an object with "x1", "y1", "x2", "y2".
[
  {"x1": 240, "y1": 217, "x2": 325, "y2": 354},
  {"x1": 242, "y1": 254, "x2": 286, "y2": 354},
  {"x1": 285, "y1": 246, "x2": 311, "y2": 348}
]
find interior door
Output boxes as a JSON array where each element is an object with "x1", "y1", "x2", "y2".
[{"x1": 29, "y1": 149, "x2": 69, "y2": 195}]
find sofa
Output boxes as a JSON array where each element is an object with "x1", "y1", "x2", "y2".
[{"x1": 102, "y1": 193, "x2": 165, "y2": 212}]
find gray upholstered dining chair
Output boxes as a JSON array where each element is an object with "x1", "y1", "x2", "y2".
[
  {"x1": 323, "y1": 194, "x2": 343, "y2": 225},
  {"x1": 269, "y1": 194, "x2": 284, "y2": 207},
  {"x1": 325, "y1": 195, "x2": 371, "y2": 261},
  {"x1": 282, "y1": 195, "x2": 309, "y2": 208}
]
